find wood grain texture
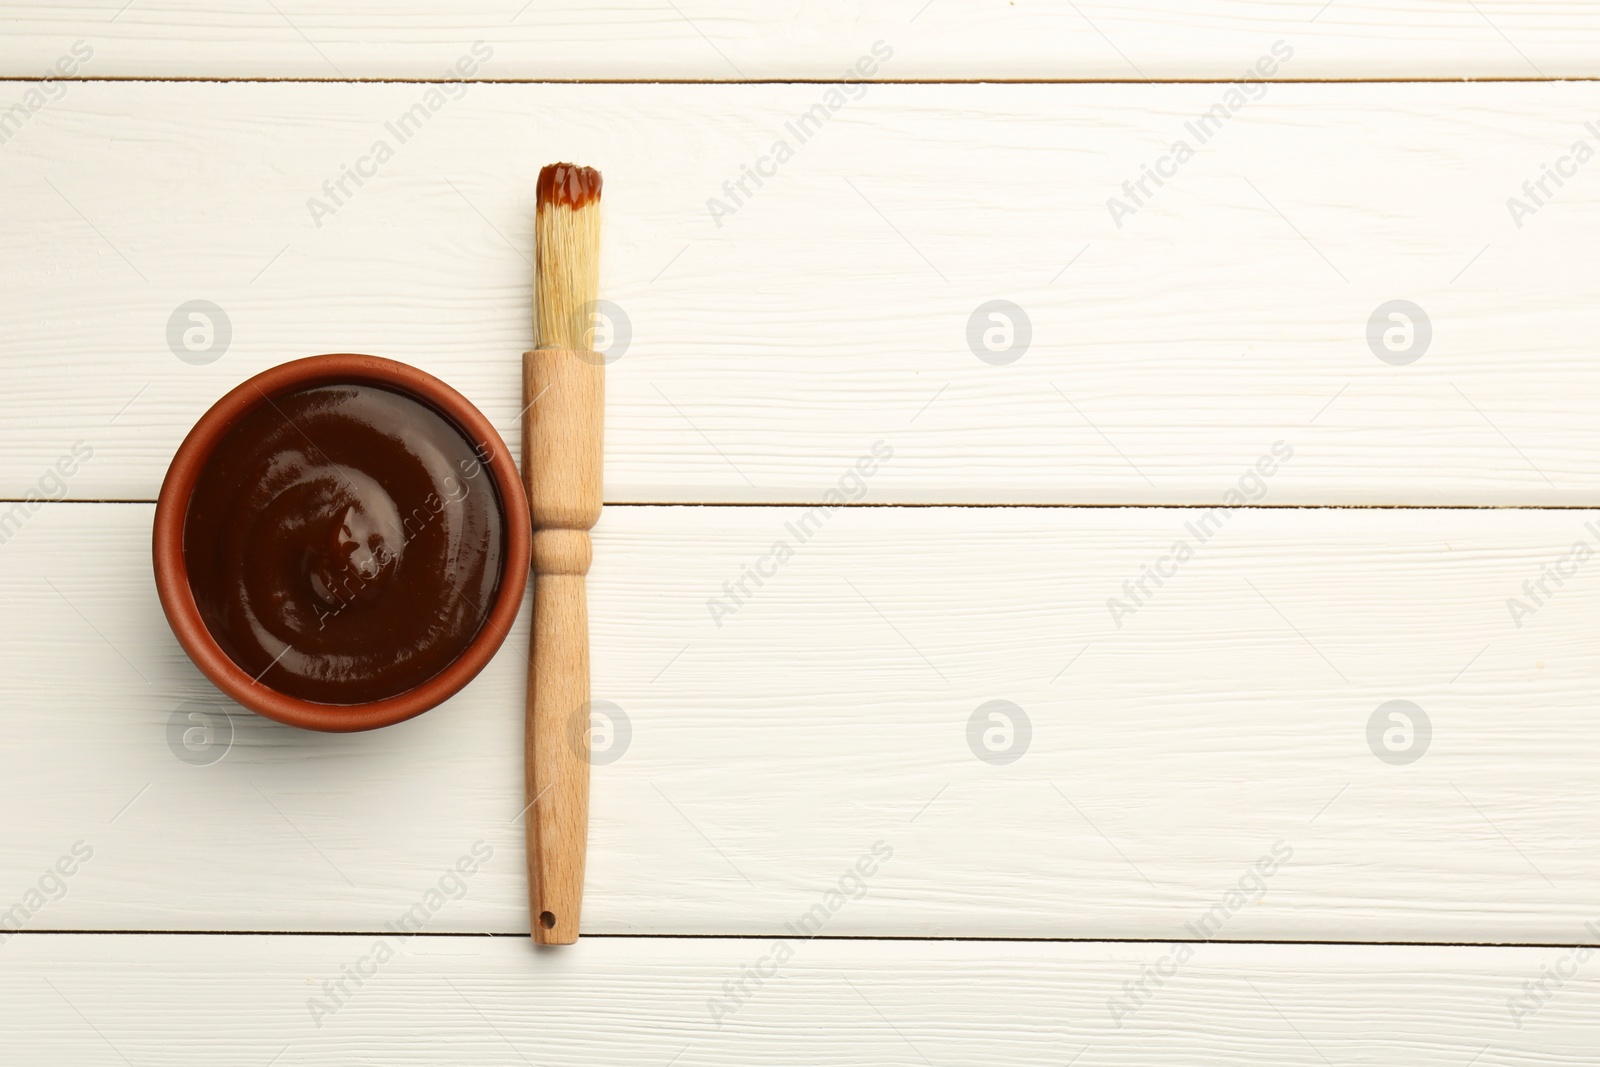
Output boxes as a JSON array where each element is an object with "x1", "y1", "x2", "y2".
[
  {"x1": 4, "y1": 502, "x2": 1598, "y2": 939},
  {"x1": 5, "y1": 1, "x2": 1600, "y2": 79},
  {"x1": 3, "y1": 81, "x2": 1600, "y2": 505},
  {"x1": 524, "y1": 347, "x2": 605, "y2": 944},
  {"x1": 0, "y1": 935, "x2": 1595, "y2": 1065},
  {"x1": 526, "y1": 568, "x2": 590, "y2": 944},
  {"x1": 5, "y1": 11, "x2": 1594, "y2": 1049}
]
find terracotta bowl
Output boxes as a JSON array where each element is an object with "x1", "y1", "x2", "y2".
[{"x1": 153, "y1": 354, "x2": 530, "y2": 732}]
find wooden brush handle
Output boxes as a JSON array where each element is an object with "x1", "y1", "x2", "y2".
[{"x1": 522, "y1": 347, "x2": 603, "y2": 945}]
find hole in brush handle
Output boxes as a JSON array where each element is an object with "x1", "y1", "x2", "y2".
[{"x1": 540, "y1": 911, "x2": 557, "y2": 930}]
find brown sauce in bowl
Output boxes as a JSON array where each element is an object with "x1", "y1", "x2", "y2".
[{"x1": 183, "y1": 383, "x2": 506, "y2": 705}]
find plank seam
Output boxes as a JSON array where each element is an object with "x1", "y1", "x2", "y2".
[
  {"x1": 20, "y1": 500, "x2": 1600, "y2": 510},
  {"x1": 0, "y1": 77, "x2": 1596, "y2": 86},
  {"x1": 9, "y1": 931, "x2": 1600, "y2": 948}
]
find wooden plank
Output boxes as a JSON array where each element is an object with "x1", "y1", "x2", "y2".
[
  {"x1": 0, "y1": 935, "x2": 1594, "y2": 1064},
  {"x1": 4, "y1": 502, "x2": 1598, "y2": 939},
  {"x1": 4, "y1": 2, "x2": 1600, "y2": 80},
  {"x1": 4, "y1": 81, "x2": 1600, "y2": 505}
]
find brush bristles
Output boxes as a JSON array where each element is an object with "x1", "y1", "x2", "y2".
[{"x1": 535, "y1": 165, "x2": 602, "y2": 351}]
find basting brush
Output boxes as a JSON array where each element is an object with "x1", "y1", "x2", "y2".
[{"x1": 523, "y1": 162, "x2": 603, "y2": 945}]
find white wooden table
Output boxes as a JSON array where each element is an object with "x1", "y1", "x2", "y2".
[{"x1": 3, "y1": 5, "x2": 1598, "y2": 1062}]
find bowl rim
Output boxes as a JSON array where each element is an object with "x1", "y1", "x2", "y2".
[{"x1": 153, "y1": 353, "x2": 530, "y2": 733}]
